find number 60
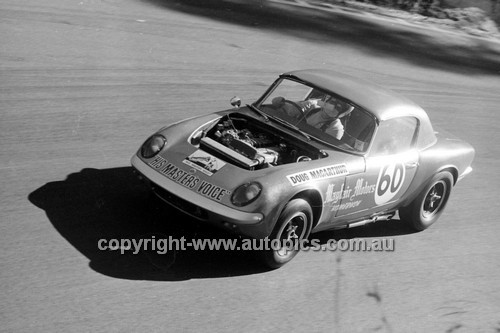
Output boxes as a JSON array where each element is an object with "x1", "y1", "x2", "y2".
[{"x1": 375, "y1": 162, "x2": 405, "y2": 205}]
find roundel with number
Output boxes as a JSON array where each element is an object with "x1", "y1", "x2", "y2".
[{"x1": 375, "y1": 162, "x2": 406, "y2": 205}]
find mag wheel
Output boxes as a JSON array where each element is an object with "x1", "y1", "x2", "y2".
[
  {"x1": 400, "y1": 171, "x2": 453, "y2": 231},
  {"x1": 262, "y1": 199, "x2": 312, "y2": 269}
]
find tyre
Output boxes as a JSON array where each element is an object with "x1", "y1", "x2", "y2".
[
  {"x1": 399, "y1": 171, "x2": 453, "y2": 231},
  {"x1": 261, "y1": 199, "x2": 313, "y2": 269}
]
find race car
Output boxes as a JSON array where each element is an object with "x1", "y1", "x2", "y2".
[{"x1": 131, "y1": 69, "x2": 474, "y2": 268}]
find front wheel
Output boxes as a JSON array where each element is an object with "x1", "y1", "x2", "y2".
[
  {"x1": 399, "y1": 171, "x2": 453, "y2": 231},
  {"x1": 261, "y1": 199, "x2": 312, "y2": 269}
]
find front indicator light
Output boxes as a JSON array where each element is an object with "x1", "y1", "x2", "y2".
[
  {"x1": 140, "y1": 134, "x2": 166, "y2": 158},
  {"x1": 231, "y1": 182, "x2": 262, "y2": 207}
]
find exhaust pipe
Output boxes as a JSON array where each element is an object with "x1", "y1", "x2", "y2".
[{"x1": 347, "y1": 213, "x2": 394, "y2": 229}]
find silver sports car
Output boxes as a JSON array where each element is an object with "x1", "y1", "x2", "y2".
[{"x1": 131, "y1": 69, "x2": 474, "y2": 268}]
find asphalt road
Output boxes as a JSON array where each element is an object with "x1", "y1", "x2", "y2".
[{"x1": 1, "y1": 0, "x2": 500, "y2": 332}]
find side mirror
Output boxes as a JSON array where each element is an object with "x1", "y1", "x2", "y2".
[{"x1": 230, "y1": 96, "x2": 241, "y2": 108}]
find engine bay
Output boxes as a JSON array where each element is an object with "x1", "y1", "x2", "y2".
[{"x1": 199, "y1": 114, "x2": 324, "y2": 170}]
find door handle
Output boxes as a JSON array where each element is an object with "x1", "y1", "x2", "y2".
[{"x1": 405, "y1": 161, "x2": 418, "y2": 168}]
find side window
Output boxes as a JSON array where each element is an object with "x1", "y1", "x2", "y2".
[
  {"x1": 370, "y1": 117, "x2": 418, "y2": 156},
  {"x1": 343, "y1": 108, "x2": 376, "y2": 152}
]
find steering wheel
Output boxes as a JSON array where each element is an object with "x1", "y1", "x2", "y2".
[{"x1": 282, "y1": 100, "x2": 304, "y2": 119}]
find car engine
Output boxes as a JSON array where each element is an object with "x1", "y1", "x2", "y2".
[{"x1": 199, "y1": 114, "x2": 321, "y2": 170}]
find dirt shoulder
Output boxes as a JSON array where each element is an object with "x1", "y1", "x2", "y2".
[{"x1": 284, "y1": 0, "x2": 500, "y2": 40}]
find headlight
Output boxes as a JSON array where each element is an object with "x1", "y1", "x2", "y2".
[
  {"x1": 140, "y1": 134, "x2": 166, "y2": 158},
  {"x1": 231, "y1": 182, "x2": 262, "y2": 207}
]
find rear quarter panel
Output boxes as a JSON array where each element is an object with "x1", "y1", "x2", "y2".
[{"x1": 400, "y1": 130, "x2": 475, "y2": 207}]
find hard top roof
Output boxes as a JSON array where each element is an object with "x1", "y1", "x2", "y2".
[
  {"x1": 281, "y1": 69, "x2": 436, "y2": 148},
  {"x1": 282, "y1": 69, "x2": 427, "y2": 122}
]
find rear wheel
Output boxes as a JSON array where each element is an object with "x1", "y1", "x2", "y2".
[
  {"x1": 261, "y1": 199, "x2": 312, "y2": 269},
  {"x1": 399, "y1": 171, "x2": 453, "y2": 231}
]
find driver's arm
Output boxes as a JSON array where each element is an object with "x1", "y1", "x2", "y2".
[
  {"x1": 325, "y1": 120, "x2": 345, "y2": 140},
  {"x1": 299, "y1": 98, "x2": 322, "y2": 113}
]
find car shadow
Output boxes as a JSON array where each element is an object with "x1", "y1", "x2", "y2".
[
  {"x1": 28, "y1": 167, "x2": 269, "y2": 281},
  {"x1": 28, "y1": 166, "x2": 418, "y2": 281},
  {"x1": 142, "y1": 0, "x2": 500, "y2": 75}
]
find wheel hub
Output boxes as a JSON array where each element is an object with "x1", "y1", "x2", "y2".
[
  {"x1": 276, "y1": 215, "x2": 304, "y2": 257},
  {"x1": 423, "y1": 182, "x2": 446, "y2": 217},
  {"x1": 285, "y1": 224, "x2": 298, "y2": 241},
  {"x1": 428, "y1": 190, "x2": 442, "y2": 209}
]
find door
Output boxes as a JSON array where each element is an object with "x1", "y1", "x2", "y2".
[{"x1": 335, "y1": 116, "x2": 420, "y2": 219}]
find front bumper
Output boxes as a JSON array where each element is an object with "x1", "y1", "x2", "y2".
[{"x1": 131, "y1": 154, "x2": 264, "y2": 230}]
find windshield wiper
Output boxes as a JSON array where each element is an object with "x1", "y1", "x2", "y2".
[
  {"x1": 248, "y1": 103, "x2": 310, "y2": 141},
  {"x1": 247, "y1": 104, "x2": 269, "y2": 121},
  {"x1": 267, "y1": 115, "x2": 311, "y2": 141}
]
